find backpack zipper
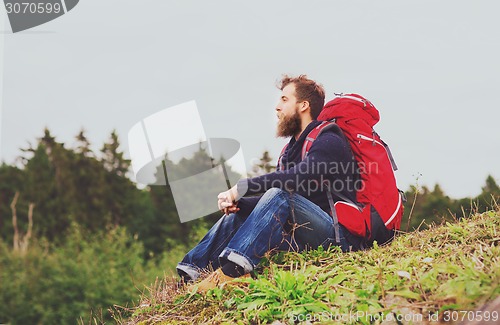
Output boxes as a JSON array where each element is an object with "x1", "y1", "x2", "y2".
[
  {"x1": 338, "y1": 94, "x2": 367, "y2": 107},
  {"x1": 357, "y1": 133, "x2": 383, "y2": 146},
  {"x1": 357, "y1": 134, "x2": 399, "y2": 171}
]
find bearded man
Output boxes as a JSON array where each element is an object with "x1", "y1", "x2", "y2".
[{"x1": 176, "y1": 75, "x2": 364, "y2": 291}]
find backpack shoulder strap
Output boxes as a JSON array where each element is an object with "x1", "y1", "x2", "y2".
[
  {"x1": 276, "y1": 143, "x2": 288, "y2": 171},
  {"x1": 301, "y1": 120, "x2": 343, "y2": 160},
  {"x1": 278, "y1": 121, "x2": 343, "y2": 170}
]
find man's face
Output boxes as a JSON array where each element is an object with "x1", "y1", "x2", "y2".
[{"x1": 276, "y1": 83, "x2": 302, "y2": 138}]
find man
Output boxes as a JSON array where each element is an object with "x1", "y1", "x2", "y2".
[{"x1": 176, "y1": 75, "x2": 364, "y2": 291}]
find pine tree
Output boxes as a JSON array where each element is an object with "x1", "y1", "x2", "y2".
[
  {"x1": 251, "y1": 151, "x2": 276, "y2": 176},
  {"x1": 475, "y1": 175, "x2": 500, "y2": 212},
  {"x1": 100, "y1": 130, "x2": 130, "y2": 177}
]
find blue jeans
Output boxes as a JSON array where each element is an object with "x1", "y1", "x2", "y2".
[{"x1": 176, "y1": 188, "x2": 363, "y2": 280}]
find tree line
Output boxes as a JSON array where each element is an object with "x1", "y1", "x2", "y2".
[
  {"x1": 0, "y1": 128, "x2": 228, "y2": 257},
  {"x1": 1, "y1": 128, "x2": 499, "y2": 253}
]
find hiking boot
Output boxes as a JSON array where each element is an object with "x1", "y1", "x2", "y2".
[{"x1": 188, "y1": 268, "x2": 250, "y2": 293}]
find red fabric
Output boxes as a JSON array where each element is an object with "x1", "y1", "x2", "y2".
[
  {"x1": 319, "y1": 94, "x2": 380, "y2": 127},
  {"x1": 315, "y1": 94, "x2": 403, "y2": 237},
  {"x1": 334, "y1": 201, "x2": 369, "y2": 238}
]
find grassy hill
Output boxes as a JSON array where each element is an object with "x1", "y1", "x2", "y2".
[{"x1": 116, "y1": 207, "x2": 500, "y2": 325}]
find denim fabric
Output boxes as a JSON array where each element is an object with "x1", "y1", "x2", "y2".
[{"x1": 177, "y1": 188, "x2": 362, "y2": 280}]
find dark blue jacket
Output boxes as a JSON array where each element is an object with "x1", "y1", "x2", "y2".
[{"x1": 236, "y1": 120, "x2": 359, "y2": 217}]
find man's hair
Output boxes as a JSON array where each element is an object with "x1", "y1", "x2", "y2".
[{"x1": 278, "y1": 74, "x2": 325, "y2": 120}]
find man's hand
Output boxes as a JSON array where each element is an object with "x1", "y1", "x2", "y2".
[{"x1": 218, "y1": 185, "x2": 240, "y2": 215}]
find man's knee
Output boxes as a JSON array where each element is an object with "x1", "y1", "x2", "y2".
[
  {"x1": 262, "y1": 187, "x2": 287, "y2": 200},
  {"x1": 251, "y1": 188, "x2": 290, "y2": 220}
]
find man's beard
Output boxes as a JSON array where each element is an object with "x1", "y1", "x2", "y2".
[{"x1": 276, "y1": 110, "x2": 301, "y2": 138}]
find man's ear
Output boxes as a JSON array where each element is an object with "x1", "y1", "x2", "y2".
[{"x1": 299, "y1": 101, "x2": 310, "y2": 113}]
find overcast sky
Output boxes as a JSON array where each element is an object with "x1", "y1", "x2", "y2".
[{"x1": 1, "y1": 0, "x2": 499, "y2": 198}]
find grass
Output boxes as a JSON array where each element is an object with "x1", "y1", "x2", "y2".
[{"x1": 115, "y1": 208, "x2": 500, "y2": 324}]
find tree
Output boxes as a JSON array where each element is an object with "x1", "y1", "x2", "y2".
[
  {"x1": 251, "y1": 150, "x2": 276, "y2": 176},
  {"x1": 474, "y1": 175, "x2": 500, "y2": 212},
  {"x1": 403, "y1": 184, "x2": 454, "y2": 230},
  {"x1": 22, "y1": 131, "x2": 70, "y2": 241},
  {"x1": 0, "y1": 163, "x2": 25, "y2": 242},
  {"x1": 75, "y1": 128, "x2": 93, "y2": 158},
  {"x1": 10, "y1": 191, "x2": 34, "y2": 254},
  {"x1": 100, "y1": 130, "x2": 130, "y2": 177}
]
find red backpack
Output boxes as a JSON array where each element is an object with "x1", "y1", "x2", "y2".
[{"x1": 279, "y1": 94, "x2": 404, "y2": 241}]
